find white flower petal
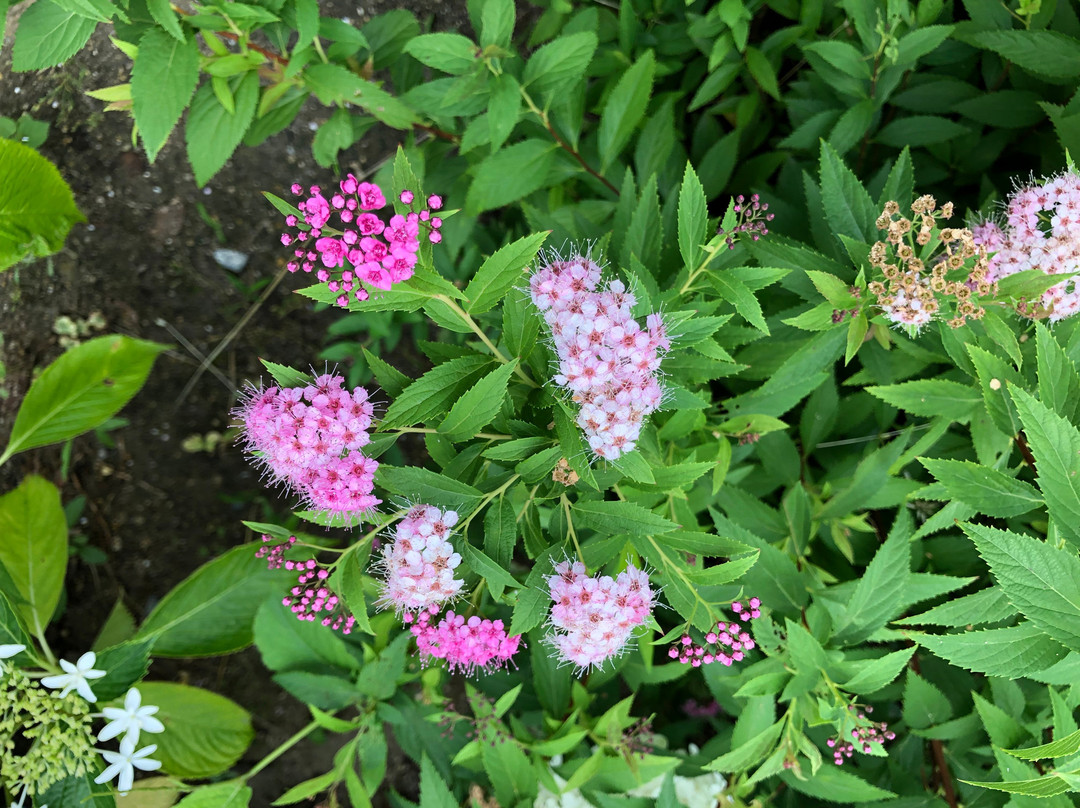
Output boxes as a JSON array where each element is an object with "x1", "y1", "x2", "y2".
[{"x1": 0, "y1": 644, "x2": 26, "y2": 659}]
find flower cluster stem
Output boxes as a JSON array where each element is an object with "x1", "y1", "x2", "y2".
[{"x1": 432, "y1": 294, "x2": 538, "y2": 388}]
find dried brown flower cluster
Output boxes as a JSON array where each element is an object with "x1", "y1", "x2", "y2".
[{"x1": 867, "y1": 195, "x2": 995, "y2": 329}]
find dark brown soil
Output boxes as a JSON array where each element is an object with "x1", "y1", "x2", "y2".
[{"x1": 0, "y1": 0, "x2": 467, "y2": 803}]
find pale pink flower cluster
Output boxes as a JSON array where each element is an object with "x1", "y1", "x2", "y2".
[
  {"x1": 545, "y1": 560, "x2": 655, "y2": 671},
  {"x1": 236, "y1": 373, "x2": 379, "y2": 521},
  {"x1": 669, "y1": 598, "x2": 760, "y2": 667},
  {"x1": 406, "y1": 604, "x2": 522, "y2": 675},
  {"x1": 281, "y1": 179, "x2": 444, "y2": 308},
  {"x1": 282, "y1": 557, "x2": 356, "y2": 634},
  {"x1": 374, "y1": 504, "x2": 465, "y2": 614},
  {"x1": 973, "y1": 169, "x2": 1080, "y2": 321},
  {"x1": 529, "y1": 255, "x2": 669, "y2": 460}
]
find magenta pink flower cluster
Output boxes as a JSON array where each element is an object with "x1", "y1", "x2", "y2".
[
  {"x1": 529, "y1": 254, "x2": 669, "y2": 460},
  {"x1": 668, "y1": 598, "x2": 760, "y2": 667},
  {"x1": 255, "y1": 533, "x2": 297, "y2": 569},
  {"x1": 374, "y1": 504, "x2": 465, "y2": 614},
  {"x1": 828, "y1": 706, "x2": 895, "y2": 765},
  {"x1": 284, "y1": 557, "x2": 356, "y2": 634},
  {"x1": 973, "y1": 169, "x2": 1080, "y2": 321},
  {"x1": 236, "y1": 373, "x2": 380, "y2": 521},
  {"x1": 546, "y1": 560, "x2": 655, "y2": 671},
  {"x1": 406, "y1": 605, "x2": 522, "y2": 675},
  {"x1": 281, "y1": 179, "x2": 443, "y2": 308}
]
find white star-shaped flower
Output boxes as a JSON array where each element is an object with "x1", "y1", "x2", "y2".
[
  {"x1": 94, "y1": 736, "x2": 162, "y2": 795},
  {"x1": 98, "y1": 687, "x2": 165, "y2": 745},
  {"x1": 41, "y1": 651, "x2": 107, "y2": 702}
]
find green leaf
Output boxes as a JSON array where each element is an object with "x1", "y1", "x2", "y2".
[
  {"x1": 919, "y1": 458, "x2": 1042, "y2": 518},
  {"x1": 460, "y1": 541, "x2": 518, "y2": 600},
  {"x1": 465, "y1": 231, "x2": 549, "y2": 314},
  {"x1": 185, "y1": 72, "x2": 259, "y2": 187},
  {"x1": 0, "y1": 138, "x2": 85, "y2": 271},
  {"x1": 877, "y1": 146, "x2": 914, "y2": 210},
  {"x1": 439, "y1": 361, "x2": 517, "y2": 441},
  {"x1": 840, "y1": 647, "x2": 915, "y2": 694},
  {"x1": 404, "y1": 33, "x2": 478, "y2": 74},
  {"x1": 1010, "y1": 386, "x2": 1080, "y2": 547},
  {"x1": 253, "y1": 598, "x2": 359, "y2": 673},
  {"x1": 967, "y1": 343, "x2": 1025, "y2": 436},
  {"x1": 362, "y1": 348, "x2": 409, "y2": 398},
  {"x1": 337, "y1": 546, "x2": 373, "y2": 635},
  {"x1": 1006, "y1": 729, "x2": 1080, "y2": 761},
  {"x1": 380, "y1": 354, "x2": 492, "y2": 428},
  {"x1": 1, "y1": 336, "x2": 163, "y2": 461},
  {"x1": 272, "y1": 771, "x2": 337, "y2": 806},
  {"x1": 963, "y1": 774, "x2": 1072, "y2": 798},
  {"x1": 137, "y1": 682, "x2": 254, "y2": 778},
  {"x1": 1036, "y1": 321, "x2": 1080, "y2": 425},
  {"x1": 779, "y1": 767, "x2": 897, "y2": 802},
  {"x1": 0, "y1": 590, "x2": 33, "y2": 664},
  {"x1": 894, "y1": 25, "x2": 954, "y2": 67},
  {"x1": 705, "y1": 719, "x2": 783, "y2": 772},
  {"x1": 903, "y1": 669, "x2": 952, "y2": 729},
  {"x1": 745, "y1": 46, "x2": 780, "y2": 99},
  {"x1": 677, "y1": 162, "x2": 708, "y2": 272},
  {"x1": 312, "y1": 107, "x2": 358, "y2": 167},
  {"x1": 522, "y1": 31, "x2": 598, "y2": 99},
  {"x1": 487, "y1": 73, "x2": 520, "y2": 152},
  {"x1": 37, "y1": 771, "x2": 117, "y2": 808},
  {"x1": 259, "y1": 359, "x2": 311, "y2": 389},
  {"x1": 573, "y1": 500, "x2": 677, "y2": 536},
  {"x1": 967, "y1": 30, "x2": 1080, "y2": 79},
  {"x1": 0, "y1": 475, "x2": 67, "y2": 629},
  {"x1": 466, "y1": 139, "x2": 556, "y2": 215},
  {"x1": 964, "y1": 522, "x2": 1080, "y2": 652},
  {"x1": 93, "y1": 638, "x2": 154, "y2": 701},
  {"x1": 11, "y1": 0, "x2": 96, "y2": 71},
  {"x1": 132, "y1": 30, "x2": 200, "y2": 162},
  {"x1": 876, "y1": 115, "x2": 970, "y2": 147},
  {"x1": 597, "y1": 50, "x2": 655, "y2": 170},
  {"x1": 135, "y1": 544, "x2": 291, "y2": 656},
  {"x1": 419, "y1": 753, "x2": 457, "y2": 808},
  {"x1": 818, "y1": 140, "x2": 876, "y2": 243},
  {"x1": 894, "y1": 585, "x2": 1016, "y2": 627},
  {"x1": 375, "y1": 465, "x2": 483, "y2": 512},
  {"x1": 802, "y1": 40, "x2": 870, "y2": 79},
  {"x1": 483, "y1": 496, "x2": 516, "y2": 568},
  {"x1": 709, "y1": 272, "x2": 768, "y2": 334},
  {"x1": 175, "y1": 782, "x2": 252, "y2": 808},
  {"x1": 911, "y1": 623, "x2": 1068, "y2": 679}
]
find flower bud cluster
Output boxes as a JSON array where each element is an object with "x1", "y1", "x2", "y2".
[
  {"x1": 255, "y1": 534, "x2": 297, "y2": 569},
  {"x1": 867, "y1": 196, "x2": 993, "y2": 330},
  {"x1": 717, "y1": 193, "x2": 774, "y2": 249},
  {"x1": 668, "y1": 598, "x2": 760, "y2": 667},
  {"x1": 406, "y1": 604, "x2": 522, "y2": 676},
  {"x1": 972, "y1": 169, "x2": 1080, "y2": 321},
  {"x1": 283, "y1": 558, "x2": 356, "y2": 634},
  {"x1": 828, "y1": 705, "x2": 895, "y2": 765},
  {"x1": 374, "y1": 504, "x2": 465, "y2": 614},
  {"x1": 529, "y1": 254, "x2": 669, "y2": 460},
  {"x1": 545, "y1": 560, "x2": 655, "y2": 671},
  {"x1": 281, "y1": 179, "x2": 443, "y2": 308},
  {"x1": 235, "y1": 373, "x2": 379, "y2": 521}
]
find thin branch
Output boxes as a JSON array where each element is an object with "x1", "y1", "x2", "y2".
[
  {"x1": 910, "y1": 652, "x2": 959, "y2": 808},
  {"x1": 1016, "y1": 432, "x2": 1037, "y2": 474}
]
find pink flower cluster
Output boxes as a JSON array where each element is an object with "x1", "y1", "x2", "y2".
[
  {"x1": 973, "y1": 169, "x2": 1080, "y2": 321},
  {"x1": 255, "y1": 533, "x2": 297, "y2": 569},
  {"x1": 374, "y1": 504, "x2": 465, "y2": 614},
  {"x1": 546, "y1": 560, "x2": 655, "y2": 671},
  {"x1": 828, "y1": 706, "x2": 895, "y2": 765},
  {"x1": 668, "y1": 598, "x2": 760, "y2": 667},
  {"x1": 718, "y1": 193, "x2": 774, "y2": 249},
  {"x1": 280, "y1": 555, "x2": 356, "y2": 634},
  {"x1": 529, "y1": 255, "x2": 669, "y2": 460},
  {"x1": 236, "y1": 373, "x2": 379, "y2": 521},
  {"x1": 406, "y1": 605, "x2": 522, "y2": 675},
  {"x1": 281, "y1": 179, "x2": 444, "y2": 308}
]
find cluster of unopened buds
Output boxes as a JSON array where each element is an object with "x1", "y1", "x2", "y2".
[
  {"x1": 280, "y1": 178, "x2": 443, "y2": 307},
  {"x1": 406, "y1": 605, "x2": 522, "y2": 675},
  {"x1": 374, "y1": 504, "x2": 465, "y2": 613},
  {"x1": 280, "y1": 556, "x2": 356, "y2": 634},
  {"x1": 972, "y1": 168, "x2": 1080, "y2": 321},
  {"x1": 669, "y1": 598, "x2": 760, "y2": 666},
  {"x1": 717, "y1": 193, "x2": 773, "y2": 249},
  {"x1": 546, "y1": 560, "x2": 655, "y2": 671},
  {"x1": 867, "y1": 195, "x2": 994, "y2": 330},
  {"x1": 827, "y1": 705, "x2": 895, "y2": 765},
  {"x1": 255, "y1": 534, "x2": 297, "y2": 569},
  {"x1": 529, "y1": 253, "x2": 669, "y2": 460},
  {"x1": 235, "y1": 373, "x2": 379, "y2": 521}
]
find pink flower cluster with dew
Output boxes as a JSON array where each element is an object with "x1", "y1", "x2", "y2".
[
  {"x1": 717, "y1": 193, "x2": 774, "y2": 249},
  {"x1": 546, "y1": 560, "x2": 655, "y2": 672},
  {"x1": 235, "y1": 373, "x2": 379, "y2": 521},
  {"x1": 529, "y1": 254, "x2": 669, "y2": 460},
  {"x1": 281, "y1": 179, "x2": 444, "y2": 308},
  {"x1": 828, "y1": 705, "x2": 895, "y2": 765},
  {"x1": 668, "y1": 598, "x2": 760, "y2": 667},
  {"x1": 406, "y1": 605, "x2": 522, "y2": 676},
  {"x1": 973, "y1": 169, "x2": 1080, "y2": 321},
  {"x1": 374, "y1": 504, "x2": 465, "y2": 614},
  {"x1": 283, "y1": 557, "x2": 356, "y2": 634}
]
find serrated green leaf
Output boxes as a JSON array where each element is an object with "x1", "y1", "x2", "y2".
[
  {"x1": 404, "y1": 32, "x2": 478, "y2": 74},
  {"x1": 1006, "y1": 729, "x2": 1080, "y2": 761},
  {"x1": 465, "y1": 232, "x2": 549, "y2": 314},
  {"x1": 11, "y1": 0, "x2": 96, "y2": 71},
  {"x1": 185, "y1": 72, "x2": 259, "y2": 187},
  {"x1": 132, "y1": 30, "x2": 200, "y2": 162},
  {"x1": 818, "y1": 140, "x2": 876, "y2": 243},
  {"x1": 466, "y1": 139, "x2": 556, "y2": 215},
  {"x1": 911, "y1": 622, "x2": 1068, "y2": 679},
  {"x1": 375, "y1": 465, "x2": 483, "y2": 512},
  {"x1": 522, "y1": 32, "x2": 598, "y2": 99},
  {"x1": 920, "y1": 457, "x2": 1042, "y2": 518},
  {"x1": 1036, "y1": 321, "x2": 1080, "y2": 425},
  {"x1": 597, "y1": 50, "x2": 655, "y2": 170},
  {"x1": 840, "y1": 647, "x2": 915, "y2": 694},
  {"x1": 381, "y1": 355, "x2": 492, "y2": 428},
  {"x1": 573, "y1": 500, "x2": 677, "y2": 536},
  {"x1": 439, "y1": 360, "x2": 517, "y2": 441},
  {"x1": 709, "y1": 272, "x2": 768, "y2": 334},
  {"x1": 0, "y1": 476, "x2": 66, "y2": 630},
  {"x1": 677, "y1": 161, "x2": 707, "y2": 271},
  {"x1": 894, "y1": 585, "x2": 1016, "y2": 627},
  {"x1": 780, "y1": 765, "x2": 897, "y2": 802}
]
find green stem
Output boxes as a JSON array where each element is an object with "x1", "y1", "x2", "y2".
[
  {"x1": 244, "y1": 717, "x2": 323, "y2": 782},
  {"x1": 561, "y1": 495, "x2": 584, "y2": 563},
  {"x1": 432, "y1": 294, "x2": 538, "y2": 388},
  {"x1": 460, "y1": 474, "x2": 521, "y2": 533},
  {"x1": 383, "y1": 427, "x2": 512, "y2": 440},
  {"x1": 678, "y1": 242, "x2": 723, "y2": 296}
]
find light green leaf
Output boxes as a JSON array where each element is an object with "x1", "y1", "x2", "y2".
[
  {"x1": 522, "y1": 31, "x2": 598, "y2": 99},
  {"x1": 780, "y1": 765, "x2": 897, "y2": 802},
  {"x1": 894, "y1": 585, "x2": 1016, "y2": 627},
  {"x1": 1006, "y1": 729, "x2": 1080, "y2": 761},
  {"x1": 174, "y1": 782, "x2": 252, "y2": 808},
  {"x1": 0, "y1": 590, "x2": 33, "y2": 665},
  {"x1": 0, "y1": 475, "x2": 67, "y2": 629},
  {"x1": 573, "y1": 500, "x2": 677, "y2": 536},
  {"x1": 420, "y1": 753, "x2": 457, "y2": 808},
  {"x1": 439, "y1": 360, "x2": 517, "y2": 441},
  {"x1": 460, "y1": 541, "x2": 518, "y2": 600},
  {"x1": 818, "y1": 140, "x2": 876, "y2": 243},
  {"x1": 137, "y1": 682, "x2": 254, "y2": 779},
  {"x1": 840, "y1": 647, "x2": 915, "y2": 694},
  {"x1": 380, "y1": 354, "x2": 493, "y2": 428},
  {"x1": 465, "y1": 231, "x2": 549, "y2": 314},
  {"x1": 919, "y1": 457, "x2": 1042, "y2": 518},
  {"x1": 910, "y1": 623, "x2": 1068, "y2": 679},
  {"x1": 966, "y1": 30, "x2": 1080, "y2": 79},
  {"x1": 253, "y1": 599, "x2": 360, "y2": 673},
  {"x1": 132, "y1": 29, "x2": 200, "y2": 162},
  {"x1": 1036, "y1": 321, "x2": 1080, "y2": 425},
  {"x1": 677, "y1": 162, "x2": 707, "y2": 272},
  {"x1": 709, "y1": 272, "x2": 768, "y2": 334},
  {"x1": 404, "y1": 32, "x2": 478, "y2": 74},
  {"x1": 375, "y1": 465, "x2": 483, "y2": 513},
  {"x1": 597, "y1": 50, "x2": 655, "y2": 170},
  {"x1": 11, "y1": 0, "x2": 96, "y2": 71},
  {"x1": 185, "y1": 72, "x2": 259, "y2": 187},
  {"x1": 466, "y1": 139, "x2": 556, "y2": 214}
]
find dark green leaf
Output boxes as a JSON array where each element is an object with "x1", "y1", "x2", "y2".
[
  {"x1": 597, "y1": 50, "x2": 655, "y2": 170},
  {"x1": 132, "y1": 30, "x2": 200, "y2": 162},
  {"x1": 465, "y1": 231, "x2": 549, "y2": 314},
  {"x1": 0, "y1": 475, "x2": 67, "y2": 628},
  {"x1": 466, "y1": 139, "x2": 556, "y2": 214},
  {"x1": 185, "y1": 72, "x2": 259, "y2": 187}
]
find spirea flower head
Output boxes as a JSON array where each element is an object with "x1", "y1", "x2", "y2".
[
  {"x1": 374, "y1": 504, "x2": 465, "y2": 614},
  {"x1": 529, "y1": 252, "x2": 669, "y2": 461},
  {"x1": 972, "y1": 168, "x2": 1080, "y2": 322},
  {"x1": 545, "y1": 560, "x2": 655, "y2": 673},
  {"x1": 717, "y1": 193, "x2": 774, "y2": 249},
  {"x1": 281, "y1": 179, "x2": 444, "y2": 308},
  {"x1": 283, "y1": 558, "x2": 357, "y2": 633},
  {"x1": 234, "y1": 373, "x2": 380, "y2": 522},
  {"x1": 408, "y1": 604, "x2": 522, "y2": 675},
  {"x1": 668, "y1": 598, "x2": 760, "y2": 668}
]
